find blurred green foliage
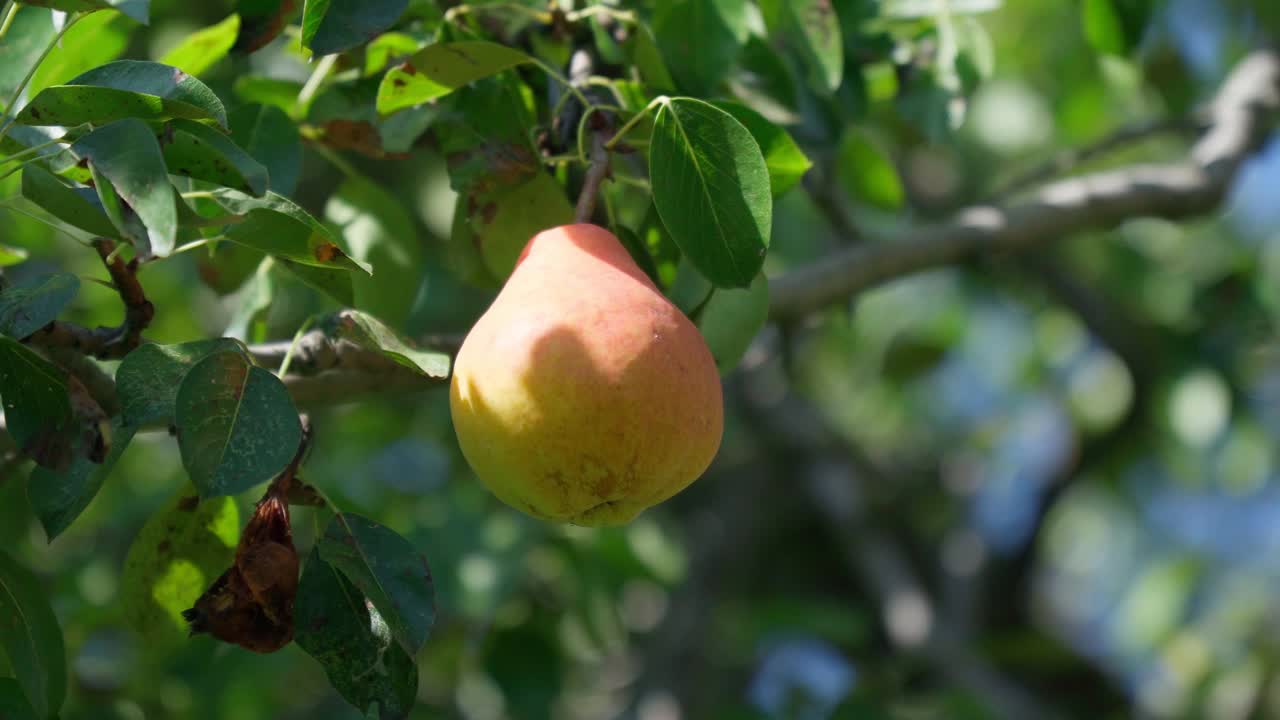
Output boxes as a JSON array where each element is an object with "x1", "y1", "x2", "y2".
[{"x1": 2, "y1": 0, "x2": 1280, "y2": 719}]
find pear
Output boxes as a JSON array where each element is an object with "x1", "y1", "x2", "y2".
[{"x1": 449, "y1": 223, "x2": 724, "y2": 526}]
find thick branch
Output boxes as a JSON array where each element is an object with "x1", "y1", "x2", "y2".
[
  {"x1": 26, "y1": 238, "x2": 155, "y2": 359},
  {"x1": 769, "y1": 50, "x2": 1280, "y2": 321}
]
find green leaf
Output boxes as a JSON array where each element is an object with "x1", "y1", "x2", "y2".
[
  {"x1": 0, "y1": 244, "x2": 29, "y2": 267},
  {"x1": 223, "y1": 259, "x2": 274, "y2": 343},
  {"x1": 71, "y1": 119, "x2": 177, "y2": 256},
  {"x1": 116, "y1": 339, "x2": 248, "y2": 427},
  {"x1": 454, "y1": 171, "x2": 574, "y2": 282},
  {"x1": 709, "y1": 101, "x2": 811, "y2": 196},
  {"x1": 0, "y1": 272, "x2": 79, "y2": 340},
  {"x1": 433, "y1": 73, "x2": 537, "y2": 194},
  {"x1": 670, "y1": 255, "x2": 714, "y2": 316},
  {"x1": 20, "y1": 0, "x2": 147, "y2": 23},
  {"x1": 295, "y1": 548, "x2": 418, "y2": 719},
  {"x1": 119, "y1": 491, "x2": 239, "y2": 643},
  {"x1": 649, "y1": 98, "x2": 771, "y2": 288},
  {"x1": 89, "y1": 161, "x2": 149, "y2": 249},
  {"x1": 759, "y1": 0, "x2": 843, "y2": 93},
  {"x1": 327, "y1": 311, "x2": 450, "y2": 378},
  {"x1": 174, "y1": 350, "x2": 302, "y2": 497},
  {"x1": 639, "y1": 203, "x2": 682, "y2": 289},
  {"x1": 277, "y1": 258, "x2": 355, "y2": 307},
  {"x1": 696, "y1": 272, "x2": 769, "y2": 373},
  {"x1": 21, "y1": 166, "x2": 119, "y2": 238},
  {"x1": 0, "y1": 678, "x2": 38, "y2": 720},
  {"x1": 376, "y1": 41, "x2": 532, "y2": 115},
  {"x1": 615, "y1": 226, "x2": 663, "y2": 288},
  {"x1": 308, "y1": 75, "x2": 436, "y2": 157},
  {"x1": 629, "y1": 24, "x2": 676, "y2": 92},
  {"x1": 160, "y1": 118, "x2": 269, "y2": 196},
  {"x1": 324, "y1": 177, "x2": 426, "y2": 327},
  {"x1": 27, "y1": 10, "x2": 134, "y2": 97},
  {"x1": 235, "y1": 0, "x2": 300, "y2": 53},
  {"x1": 160, "y1": 14, "x2": 240, "y2": 76},
  {"x1": 365, "y1": 32, "x2": 421, "y2": 76},
  {"x1": 0, "y1": 338, "x2": 72, "y2": 469},
  {"x1": 28, "y1": 417, "x2": 136, "y2": 541},
  {"x1": 196, "y1": 243, "x2": 266, "y2": 295},
  {"x1": 1082, "y1": 0, "x2": 1150, "y2": 56},
  {"x1": 302, "y1": 0, "x2": 409, "y2": 55},
  {"x1": 19, "y1": 60, "x2": 228, "y2": 128},
  {"x1": 0, "y1": 7, "x2": 55, "y2": 105},
  {"x1": 0, "y1": 550, "x2": 66, "y2": 720},
  {"x1": 316, "y1": 514, "x2": 435, "y2": 655},
  {"x1": 653, "y1": 0, "x2": 748, "y2": 94},
  {"x1": 232, "y1": 76, "x2": 304, "y2": 116},
  {"x1": 836, "y1": 128, "x2": 904, "y2": 211},
  {"x1": 208, "y1": 189, "x2": 371, "y2": 273},
  {"x1": 229, "y1": 104, "x2": 301, "y2": 197}
]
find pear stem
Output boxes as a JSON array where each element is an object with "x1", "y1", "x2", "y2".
[{"x1": 575, "y1": 129, "x2": 611, "y2": 224}]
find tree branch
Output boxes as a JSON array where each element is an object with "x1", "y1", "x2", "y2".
[
  {"x1": 736, "y1": 360, "x2": 1062, "y2": 719},
  {"x1": 26, "y1": 238, "x2": 155, "y2": 359},
  {"x1": 995, "y1": 117, "x2": 1195, "y2": 197},
  {"x1": 769, "y1": 50, "x2": 1280, "y2": 321}
]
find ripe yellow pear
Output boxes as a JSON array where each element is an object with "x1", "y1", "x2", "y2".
[{"x1": 449, "y1": 224, "x2": 724, "y2": 526}]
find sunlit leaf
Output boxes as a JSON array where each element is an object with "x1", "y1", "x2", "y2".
[
  {"x1": 160, "y1": 14, "x2": 241, "y2": 76},
  {"x1": 649, "y1": 98, "x2": 771, "y2": 288},
  {"x1": 377, "y1": 41, "x2": 532, "y2": 115},
  {"x1": 836, "y1": 128, "x2": 904, "y2": 211},
  {"x1": 709, "y1": 100, "x2": 812, "y2": 196},
  {"x1": 119, "y1": 491, "x2": 239, "y2": 643},
  {"x1": 324, "y1": 177, "x2": 426, "y2": 326}
]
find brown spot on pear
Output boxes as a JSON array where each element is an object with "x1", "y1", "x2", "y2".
[{"x1": 449, "y1": 224, "x2": 724, "y2": 526}]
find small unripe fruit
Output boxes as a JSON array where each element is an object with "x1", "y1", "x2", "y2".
[{"x1": 450, "y1": 224, "x2": 724, "y2": 526}]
